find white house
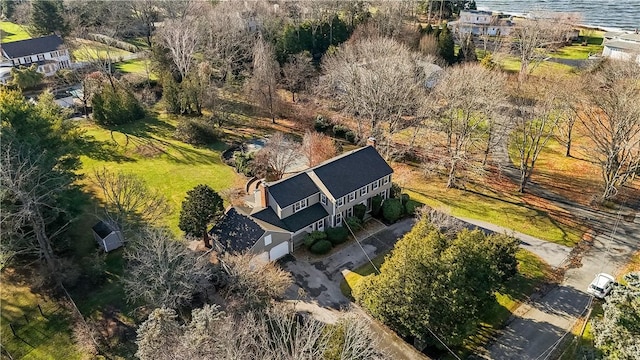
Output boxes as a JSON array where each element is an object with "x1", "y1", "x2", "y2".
[
  {"x1": 0, "y1": 35, "x2": 72, "y2": 81},
  {"x1": 448, "y1": 10, "x2": 514, "y2": 36},
  {"x1": 602, "y1": 32, "x2": 640, "y2": 64}
]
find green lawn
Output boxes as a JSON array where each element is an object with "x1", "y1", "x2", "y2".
[
  {"x1": 78, "y1": 113, "x2": 240, "y2": 235},
  {"x1": 114, "y1": 59, "x2": 158, "y2": 80},
  {"x1": 71, "y1": 39, "x2": 132, "y2": 62},
  {"x1": 0, "y1": 21, "x2": 31, "y2": 43},
  {"x1": 499, "y1": 56, "x2": 575, "y2": 75},
  {"x1": 404, "y1": 179, "x2": 582, "y2": 246},
  {"x1": 1, "y1": 271, "x2": 84, "y2": 360}
]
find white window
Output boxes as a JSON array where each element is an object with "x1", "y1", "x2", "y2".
[
  {"x1": 24, "y1": 57, "x2": 32, "y2": 64},
  {"x1": 321, "y1": 194, "x2": 327, "y2": 205},
  {"x1": 347, "y1": 207, "x2": 353, "y2": 218},
  {"x1": 335, "y1": 213, "x2": 343, "y2": 226},
  {"x1": 372, "y1": 180, "x2": 379, "y2": 190},
  {"x1": 316, "y1": 219, "x2": 324, "y2": 231},
  {"x1": 37, "y1": 54, "x2": 45, "y2": 61},
  {"x1": 360, "y1": 186, "x2": 368, "y2": 196},
  {"x1": 264, "y1": 234, "x2": 272, "y2": 246},
  {"x1": 348, "y1": 191, "x2": 356, "y2": 202},
  {"x1": 337, "y1": 197, "x2": 344, "y2": 207},
  {"x1": 381, "y1": 190, "x2": 387, "y2": 200},
  {"x1": 293, "y1": 198, "x2": 308, "y2": 212},
  {"x1": 382, "y1": 175, "x2": 390, "y2": 185}
]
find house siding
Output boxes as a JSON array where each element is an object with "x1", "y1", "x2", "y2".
[
  {"x1": 335, "y1": 175, "x2": 392, "y2": 214},
  {"x1": 280, "y1": 192, "x2": 320, "y2": 218},
  {"x1": 249, "y1": 230, "x2": 291, "y2": 255}
]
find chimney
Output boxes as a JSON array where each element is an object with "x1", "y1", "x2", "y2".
[
  {"x1": 258, "y1": 181, "x2": 269, "y2": 208},
  {"x1": 366, "y1": 137, "x2": 377, "y2": 148}
]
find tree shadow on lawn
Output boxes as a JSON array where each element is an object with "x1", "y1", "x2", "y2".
[{"x1": 77, "y1": 135, "x2": 134, "y2": 163}]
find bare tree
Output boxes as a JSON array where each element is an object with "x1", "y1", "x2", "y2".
[
  {"x1": 246, "y1": 37, "x2": 280, "y2": 123},
  {"x1": 0, "y1": 144, "x2": 71, "y2": 271},
  {"x1": 509, "y1": 79, "x2": 563, "y2": 193},
  {"x1": 204, "y1": 1, "x2": 256, "y2": 82},
  {"x1": 301, "y1": 131, "x2": 337, "y2": 167},
  {"x1": 221, "y1": 252, "x2": 293, "y2": 310},
  {"x1": 332, "y1": 312, "x2": 388, "y2": 360},
  {"x1": 129, "y1": 0, "x2": 158, "y2": 47},
  {"x1": 123, "y1": 227, "x2": 212, "y2": 309},
  {"x1": 579, "y1": 60, "x2": 640, "y2": 201},
  {"x1": 254, "y1": 132, "x2": 301, "y2": 180},
  {"x1": 419, "y1": 34, "x2": 439, "y2": 57},
  {"x1": 93, "y1": 168, "x2": 170, "y2": 236},
  {"x1": 281, "y1": 52, "x2": 315, "y2": 102},
  {"x1": 427, "y1": 63, "x2": 507, "y2": 188},
  {"x1": 157, "y1": 17, "x2": 201, "y2": 80},
  {"x1": 508, "y1": 13, "x2": 580, "y2": 82},
  {"x1": 555, "y1": 75, "x2": 582, "y2": 157},
  {"x1": 136, "y1": 307, "x2": 182, "y2": 360},
  {"x1": 320, "y1": 37, "x2": 429, "y2": 158}
]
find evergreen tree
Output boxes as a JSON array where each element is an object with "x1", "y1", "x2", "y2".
[
  {"x1": 353, "y1": 218, "x2": 518, "y2": 347},
  {"x1": 30, "y1": 0, "x2": 66, "y2": 36},
  {"x1": 10, "y1": 64, "x2": 44, "y2": 90},
  {"x1": 178, "y1": 184, "x2": 224, "y2": 248},
  {"x1": 438, "y1": 25, "x2": 456, "y2": 64}
]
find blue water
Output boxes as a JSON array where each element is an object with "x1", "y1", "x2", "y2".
[{"x1": 476, "y1": 0, "x2": 640, "y2": 31}]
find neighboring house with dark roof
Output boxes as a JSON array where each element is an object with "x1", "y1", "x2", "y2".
[
  {"x1": 211, "y1": 143, "x2": 393, "y2": 262},
  {"x1": 602, "y1": 32, "x2": 640, "y2": 64},
  {"x1": 0, "y1": 35, "x2": 72, "y2": 82}
]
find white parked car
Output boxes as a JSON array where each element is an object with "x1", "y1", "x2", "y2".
[{"x1": 587, "y1": 273, "x2": 615, "y2": 299}]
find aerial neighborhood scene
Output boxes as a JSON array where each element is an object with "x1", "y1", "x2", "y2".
[{"x1": 2, "y1": 0, "x2": 640, "y2": 359}]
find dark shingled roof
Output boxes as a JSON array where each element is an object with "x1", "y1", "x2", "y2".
[
  {"x1": 209, "y1": 208, "x2": 265, "y2": 253},
  {"x1": 312, "y1": 146, "x2": 393, "y2": 199},
  {"x1": 1, "y1": 35, "x2": 65, "y2": 58},
  {"x1": 253, "y1": 203, "x2": 328, "y2": 232},
  {"x1": 267, "y1": 173, "x2": 319, "y2": 208},
  {"x1": 92, "y1": 221, "x2": 114, "y2": 239}
]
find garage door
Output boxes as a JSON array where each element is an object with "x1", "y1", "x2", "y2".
[{"x1": 269, "y1": 242, "x2": 289, "y2": 261}]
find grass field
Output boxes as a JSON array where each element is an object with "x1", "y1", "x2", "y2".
[
  {"x1": 1, "y1": 270, "x2": 83, "y2": 360},
  {"x1": 113, "y1": 59, "x2": 158, "y2": 80},
  {"x1": 71, "y1": 39, "x2": 132, "y2": 62},
  {"x1": 499, "y1": 56, "x2": 575, "y2": 75},
  {"x1": 0, "y1": 21, "x2": 31, "y2": 43},
  {"x1": 78, "y1": 112, "x2": 241, "y2": 235},
  {"x1": 400, "y1": 165, "x2": 583, "y2": 246}
]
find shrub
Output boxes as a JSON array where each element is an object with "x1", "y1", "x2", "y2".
[
  {"x1": 390, "y1": 183, "x2": 402, "y2": 198},
  {"x1": 314, "y1": 115, "x2": 331, "y2": 132},
  {"x1": 401, "y1": 193, "x2": 410, "y2": 205},
  {"x1": 233, "y1": 152, "x2": 255, "y2": 176},
  {"x1": 345, "y1": 130, "x2": 356, "y2": 144},
  {"x1": 326, "y1": 226, "x2": 349, "y2": 245},
  {"x1": 175, "y1": 118, "x2": 221, "y2": 146},
  {"x1": 92, "y1": 85, "x2": 145, "y2": 126},
  {"x1": 371, "y1": 195, "x2": 383, "y2": 217},
  {"x1": 405, "y1": 199, "x2": 421, "y2": 215},
  {"x1": 345, "y1": 216, "x2": 362, "y2": 232},
  {"x1": 382, "y1": 198, "x2": 403, "y2": 223},
  {"x1": 354, "y1": 204, "x2": 367, "y2": 221},
  {"x1": 332, "y1": 124, "x2": 349, "y2": 138},
  {"x1": 310, "y1": 240, "x2": 333, "y2": 255},
  {"x1": 304, "y1": 231, "x2": 327, "y2": 248}
]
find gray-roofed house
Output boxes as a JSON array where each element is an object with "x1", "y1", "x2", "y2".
[
  {"x1": 92, "y1": 220, "x2": 124, "y2": 252},
  {"x1": 602, "y1": 32, "x2": 640, "y2": 64},
  {"x1": 0, "y1": 35, "x2": 72, "y2": 79},
  {"x1": 211, "y1": 144, "x2": 393, "y2": 261}
]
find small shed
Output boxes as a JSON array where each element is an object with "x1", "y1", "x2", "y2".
[{"x1": 92, "y1": 221, "x2": 124, "y2": 252}]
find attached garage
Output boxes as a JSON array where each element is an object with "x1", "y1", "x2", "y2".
[{"x1": 269, "y1": 241, "x2": 290, "y2": 261}]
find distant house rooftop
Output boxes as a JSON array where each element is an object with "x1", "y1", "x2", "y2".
[{"x1": 0, "y1": 35, "x2": 65, "y2": 58}]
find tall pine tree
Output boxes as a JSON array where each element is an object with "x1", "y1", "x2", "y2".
[
  {"x1": 31, "y1": 0, "x2": 67, "y2": 36},
  {"x1": 178, "y1": 184, "x2": 224, "y2": 248},
  {"x1": 438, "y1": 25, "x2": 456, "y2": 65}
]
